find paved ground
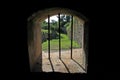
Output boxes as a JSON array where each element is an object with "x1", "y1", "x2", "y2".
[{"x1": 42, "y1": 48, "x2": 86, "y2": 73}]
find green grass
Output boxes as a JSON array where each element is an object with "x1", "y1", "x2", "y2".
[
  {"x1": 42, "y1": 34, "x2": 80, "y2": 50},
  {"x1": 41, "y1": 29, "x2": 52, "y2": 33}
]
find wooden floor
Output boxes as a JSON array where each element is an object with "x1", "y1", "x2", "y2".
[{"x1": 42, "y1": 49, "x2": 86, "y2": 73}]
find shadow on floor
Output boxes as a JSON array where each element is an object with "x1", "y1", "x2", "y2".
[
  {"x1": 72, "y1": 58, "x2": 86, "y2": 72},
  {"x1": 60, "y1": 59, "x2": 70, "y2": 73},
  {"x1": 42, "y1": 58, "x2": 86, "y2": 73}
]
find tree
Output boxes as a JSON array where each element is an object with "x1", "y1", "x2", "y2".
[
  {"x1": 56, "y1": 14, "x2": 71, "y2": 34},
  {"x1": 41, "y1": 21, "x2": 48, "y2": 29},
  {"x1": 51, "y1": 20, "x2": 58, "y2": 31}
]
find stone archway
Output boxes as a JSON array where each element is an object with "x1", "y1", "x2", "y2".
[{"x1": 27, "y1": 7, "x2": 88, "y2": 72}]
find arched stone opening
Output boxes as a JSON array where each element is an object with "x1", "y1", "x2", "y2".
[{"x1": 27, "y1": 7, "x2": 88, "y2": 73}]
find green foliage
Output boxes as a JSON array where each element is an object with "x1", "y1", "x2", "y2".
[
  {"x1": 50, "y1": 20, "x2": 58, "y2": 31},
  {"x1": 57, "y1": 14, "x2": 71, "y2": 27},
  {"x1": 42, "y1": 34, "x2": 80, "y2": 50},
  {"x1": 41, "y1": 29, "x2": 52, "y2": 33},
  {"x1": 41, "y1": 14, "x2": 78, "y2": 51},
  {"x1": 61, "y1": 34, "x2": 80, "y2": 49},
  {"x1": 42, "y1": 40, "x2": 48, "y2": 50},
  {"x1": 41, "y1": 21, "x2": 48, "y2": 29},
  {"x1": 65, "y1": 22, "x2": 70, "y2": 28}
]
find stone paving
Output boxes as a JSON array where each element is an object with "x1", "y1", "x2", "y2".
[{"x1": 42, "y1": 48, "x2": 86, "y2": 73}]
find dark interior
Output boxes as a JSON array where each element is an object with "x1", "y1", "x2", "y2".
[{"x1": 9, "y1": 0, "x2": 108, "y2": 79}]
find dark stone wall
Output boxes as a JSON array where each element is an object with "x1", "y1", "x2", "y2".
[
  {"x1": 28, "y1": 21, "x2": 42, "y2": 71},
  {"x1": 10, "y1": 0, "x2": 107, "y2": 79}
]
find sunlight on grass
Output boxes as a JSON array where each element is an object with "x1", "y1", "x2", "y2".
[
  {"x1": 41, "y1": 29, "x2": 52, "y2": 33},
  {"x1": 42, "y1": 34, "x2": 80, "y2": 50}
]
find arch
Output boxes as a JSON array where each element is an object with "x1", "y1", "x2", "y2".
[{"x1": 27, "y1": 7, "x2": 88, "y2": 72}]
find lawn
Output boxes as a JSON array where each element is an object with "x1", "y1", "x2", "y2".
[
  {"x1": 42, "y1": 34, "x2": 80, "y2": 51},
  {"x1": 41, "y1": 29, "x2": 52, "y2": 33}
]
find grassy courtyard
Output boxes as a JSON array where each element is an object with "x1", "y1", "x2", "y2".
[{"x1": 42, "y1": 33, "x2": 80, "y2": 50}]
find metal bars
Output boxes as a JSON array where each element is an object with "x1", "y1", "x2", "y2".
[
  {"x1": 58, "y1": 13, "x2": 61, "y2": 59},
  {"x1": 71, "y1": 15, "x2": 73, "y2": 59},
  {"x1": 48, "y1": 15, "x2": 50, "y2": 59},
  {"x1": 47, "y1": 14, "x2": 73, "y2": 59}
]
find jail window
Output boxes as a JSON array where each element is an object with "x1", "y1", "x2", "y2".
[{"x1": 27, "y1": 8, "x2": 88, "y2": 73}]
